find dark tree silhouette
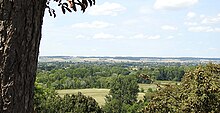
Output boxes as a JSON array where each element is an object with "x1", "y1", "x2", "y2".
[{"x1": 0, "y1": 0, "x2": 95, "y2": 112}]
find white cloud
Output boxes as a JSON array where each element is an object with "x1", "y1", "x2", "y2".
[
  {"x1": 93, "y1": 33, "x2": 113, "y2": 39},
  {"x1": 188, "y1": 26, "x2": 211, "y2": 32},
  {"x1": 208, "y1": 47, "x2": 217, "y2": 50},
  {"x1": 184, "y1": 22, "x2": 198, "y2": 26},
  {"x1": 132, "y1": 34, "x2": 146, "y2": 39},
  {"x1": 139, "y1": 7, "x2": 153, "y2": 14},
  {"x1": 185, "y1": 13, "x2": 220, "y2": 31},
  {"x1": 131, "y1": 34, "x2": 161, "y2": 40},
  {"x1": 93, "y1": 33, "x2": 124, "y2": 39},
  {"x1": 213, "y1": 28, "x2": 220, "y2": 32},
  {"x1": 154, "y1": 0, "x2": 199, "y2": 10},
  {"x1": 72, "y1": 33, "x2": 124, "y2": 40},
  {"x1": 148, "y1": 35, "x2": 161, "y2": 40},
  {"x1": 167, "y1": 36, "x2": 175, "y2": 39},
  {"x1": 200, "y1": 14, "x2": 205, "y2": 18},
  {"x1": 75, "y1": 35, "x2": 86, "y2": 39},
  {"x1": 161, "y1": 25, "x2": 178, "y2": 31},
  {"x1": 186, "y1": 12, "x2": 196, "y2": 19},
  {"x1": 87, "y1": 2, "x2": 126, "y2": 16},
  {"x1": 72, "y1": 21, "x2": 114, "y2": 29},
  {"x1": 91, "y1": 49, "x2": 97, "y2": 52},
  {"x1": 188, "y1": 26, "x2": 220, "y2": 32},
  {"x1": 123, "y1": 20, "x2": 138, "y2": 26},
  {"x1": 201, "y1": 14, "x2": 220, "y2": 24}
]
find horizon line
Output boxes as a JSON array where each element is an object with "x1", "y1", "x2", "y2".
[{"x1": 38, "y1": 56, "x2": 220, "y2": 58}]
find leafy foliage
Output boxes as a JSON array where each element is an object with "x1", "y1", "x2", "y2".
[
  {"x1": 46, "y1": 0, "x2": 95, "y2": 17},
  {"x1": 103, "y1": 75, "x2": 139, "y2": 113},
  {"x1": 144, "y1": 63, "x2": 220, "y2": 113}
]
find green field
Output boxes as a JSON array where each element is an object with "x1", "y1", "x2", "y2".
[
  {"x1": 56, "y1": 82, "x2": 179, "y2": 106},
  {"x1": 56, "y1": 83, "x2": 167, "y2": 106},
  {"x1": 57, "y1": 88, "x2": 109, "y2": 106}
]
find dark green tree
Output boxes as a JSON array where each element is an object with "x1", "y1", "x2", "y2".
[
  {"x1": 103, "y1": 75, "x2": 139, "y2": 113},
  {"x1": 144, "y1": 63, "x2": 220, "y2": 113}
]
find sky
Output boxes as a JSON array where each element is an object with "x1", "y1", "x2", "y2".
[{"x1": 40, "y1": 0, "x2": 220, "y2": 57}]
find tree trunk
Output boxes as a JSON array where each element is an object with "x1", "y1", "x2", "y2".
[{"x1": 0, "y1": 0, "x2": 46, "y2": 112}]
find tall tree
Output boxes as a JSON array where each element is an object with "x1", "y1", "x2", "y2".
[
  {"x1": 103, "y1": 75, "x2": 139, "y2": 113},
  {"x1": 0, "y1": 0, "x2": 95, "y2": 112}
]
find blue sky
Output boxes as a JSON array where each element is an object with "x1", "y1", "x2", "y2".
[{"x1": 40, "y1": 0, "x2": 220, "y2": 57}]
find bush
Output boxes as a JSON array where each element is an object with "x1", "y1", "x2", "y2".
[
  {"x1": 147, "y1": 88, "x2": 153, "y2": 93},
  {"x1": 140, "y1": 88, "x2": 145, "y2": 92}
]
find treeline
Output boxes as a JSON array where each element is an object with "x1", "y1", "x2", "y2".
[{"x1": 36, "y1": 62, "x2": 191, "y2": 89}]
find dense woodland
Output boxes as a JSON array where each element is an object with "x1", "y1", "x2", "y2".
[
  {"x1": 36, "y1": 62, "x2": 192, "y2": 89},
  {"x1": 34, "y1": 61, "x2": 220, "y2": 112}
]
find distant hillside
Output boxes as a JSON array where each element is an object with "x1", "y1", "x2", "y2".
[{"x1": 38, "y1": 56, "x2": 220, "y2": 64}]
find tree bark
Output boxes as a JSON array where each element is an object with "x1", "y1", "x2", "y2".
[{"x1": 0, "y1": 0, "x2": 46, "y2": 112}]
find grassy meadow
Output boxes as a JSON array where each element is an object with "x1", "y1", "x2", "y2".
[
  {"x1": 56, "y1": 82, "x2": 177, "y2": 106},
  {"x1": 57, "y1": 88, "x2": 109, "y2": 106}
]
